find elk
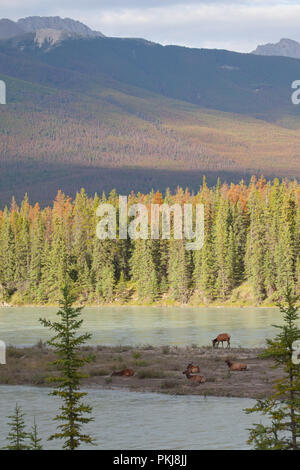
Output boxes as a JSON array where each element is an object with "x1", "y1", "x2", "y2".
[
  {"x1": 225, "y1": 359, "x2": 247, "y2": 371},
  {"x1": 186, "y1": 362, "x2": 200, "y2": 373},
  {"x1": 111, "y1": 368, "x2": 135, "y2": 377},
  {"x1": 183, "y1": 369, "x2": 206, "y2": 384},
  {"x1": 212, "y1": 333, "x2": 231, "y2": 348}
]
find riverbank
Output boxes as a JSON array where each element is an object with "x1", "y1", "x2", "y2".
[
  {"x1": 0, "y1": 299, "x2": 278, "y2": 308},
  {"x1": 0, "y1": 282, "x2": 279, "y2": 308},
  {"x1": 0, "y1": 345, "x2": 280, "y2": 399}
]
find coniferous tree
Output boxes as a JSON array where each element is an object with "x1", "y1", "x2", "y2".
[
  {"x1": 275, "y1": 193, "x2": 297, "y2": 296},
  {"x1": 4, "y1": 404, "x2": 29, "y2": 450},
  {"x1": 168, "y1": 239, "x2": 190, "y2": 303},
  {"x1": 40, "y1": 284, "x2": 95, "y2": 450},
  {"x1": 245, "y1": 188, "x2": 266, "y2": 302},
  {"x1": 215, "y1": 197, "x2": 232, "y2": 298},
  {"x1": 246, "y1": 287, "x2": 300, "y2": 449},
  {"x1": 197, "y1": 199, "x2": 216, "y2": 300},
  {"x1": 131, "y1": 240, "x2": 158, "y2": 302},
  {"x1": 0, "y1": 208, "x2": 15, "y2": 290},
  {"x1": 29, "y1": 418, "x2": 43, "y2": 450},
  {"x1": 29, "y1": 212, "x2": 44, "y2": 302}
]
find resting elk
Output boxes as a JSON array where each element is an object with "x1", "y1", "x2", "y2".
[
  {"x1": 212, "y1": 333, "x2": 231, "y2": 348},
  {"x1": 186, "y1": 362, "x2": 200, "y2": 373},
  {"x1": 111, "y1": 368, "x2": 135, "y2": 377},
  {"x1": 225, "y1": 359, "x2": 247, "y2": 371},
  {"x1": 183, "y1": 369, "x2": 206, "y2": 384}
]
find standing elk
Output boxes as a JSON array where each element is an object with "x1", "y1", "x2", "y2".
[
  {"x1": 111, "y1": 368, "x2": 135, "y2": 377},
  {"x1": 212, "y1": 333, "x2": 231, "y2": 348},
  {"x1": 225, "y1": 359, "x2": 247, "y2": 371},
  {"x1": 182, "y1": 369, "x2": 206, "y2": 384}
]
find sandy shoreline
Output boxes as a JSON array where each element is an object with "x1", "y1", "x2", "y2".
[{"x1": 0, "y1": 345, "x2": 282, "y2": 399}]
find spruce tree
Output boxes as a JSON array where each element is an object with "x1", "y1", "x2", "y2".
[
  {"x1": 29, "y1": 418, "x2": 43, "y2": 450},
  {"x1": 0, "y1": 208, "x2": 15, "y2": 290},
  {"x1": 131, "y1": 240, "x2": 158, "y2": 302},
  {"x1": 4, "y1": 404, "x2": 29, "y2": 450},
  {"x1": 245, "y1": 287, "x2": 300, "y2": 449},
  {"x1": 245, "y1": 188, "x2": 266, "y2": 302},
  {"x1": 40, "y1": 283, "x2": 95, "y2": 450},
  {"x1": 168, "y1": 239, "x2": 190, "y2": 303}
]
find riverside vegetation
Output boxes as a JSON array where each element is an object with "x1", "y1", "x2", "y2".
[{"x1": 0, "y1": 177, "x2": 300, "y2": 306}]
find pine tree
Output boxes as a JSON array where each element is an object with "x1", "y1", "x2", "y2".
[
  {"x1": 245, "y1": 287, "x2": 300, "y2": 449},
  {"x1": 215, "y1": 197, "x2": 232, "y2": 298},
  {"x1": 131, "y1": 240, "x2": 158, "y2": 302},
  {"x1": 40, "y1": 284, "x2": 95, "y2": 450},
  {"x1": 168, "y1": 239, "x2": 190, "y2": 303},
  {"x1": 0, "y1": 208, "x2": 15, "y2": 290},
  {"x1": 29, "y1": 418, "x2": 43, "y2": 450},
  {"x1": 91, "y1": 239, "x2": 116, "y2": 303},
  {"x1": 29, "y1": 213, "x2": 44, "y2": 302},
  {"x1": 275, "y1": 193, "x2": 297, "y2": 296},
  {"x1": 4, "y1": 404, "x2": 29, "y2": 450},
  {"x1": 195, "y1": 199, "x2": 216, "y2": 300},
  {"x1": 14, "y1": 195, "x2": 30, "y2": 284},
  {"x1": 245, "y1": 188, "x2": 266, "y2": 302}
]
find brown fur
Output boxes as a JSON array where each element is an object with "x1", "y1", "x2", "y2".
[
  {"x1": 186, "y1": 362, "x2": 200, "y2": 373},
  {"x1": 212, "y1": 333, "x2": 231, "y2": 348},
  {"x1": 111, "y1": 368, "x2": 135, "y2": 377},
  {"x1": 225, "y1": 359, "x2": 247, "y2": 371},
  {"x1": 183, "y1": 370, "x2": 206, "y2": 383}
]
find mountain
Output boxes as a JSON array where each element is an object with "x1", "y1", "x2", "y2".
[
  {"x1": 34, "y1": 29, "x2": 92, "y2": 48},
  {"x1": 0, "y1": 19, "x2": 25, "y2": 39},
  {"x1": 0, "y1": 16, "x2": 105, "y2": 41},
  {"x1": 2, "y1": 33, "x2": 300, "y2": 117},
  {"x1": 252, "y1": 38, "x2": 300, "y2": 60},
  {"x1": 1, "y1": 28, "x2": 300, "y2": 206},
  {"x1": 17, "y1": 16, "x2": 105, "y2": 38}
]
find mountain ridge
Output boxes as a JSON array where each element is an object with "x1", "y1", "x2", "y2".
[
  {"x1": 0, "y1": 15, "x2": 105, "y2": 40},
  {"x1": 252, "y1": 38, "x2": 300, "y2": 60},
  {"x1": 1, "y1": 33, "x2": 300, "y2": 118}
]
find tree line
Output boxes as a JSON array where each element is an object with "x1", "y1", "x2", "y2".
[{"x1": 0, "y1": 176, "x2": 299, "y2": 305}]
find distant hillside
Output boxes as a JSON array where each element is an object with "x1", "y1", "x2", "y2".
[
  {"x1": 2, "y1": 34, "x2": 300, "y2": 118},
  {"x1": 0, "y1": 29, "x2": 300, "y2": 205},
  {"x1": 252, "y1": 38, "x2": 300, "y2": 60}
]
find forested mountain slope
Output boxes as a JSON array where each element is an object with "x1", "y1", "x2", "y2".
[{"x1": 0, "y1": 34, "x2": 300, "y2": 205}]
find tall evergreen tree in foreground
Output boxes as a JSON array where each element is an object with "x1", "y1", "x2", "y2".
[
  {"x1": 4, "y1": 404, "x2": 29, "y2": 450},
  {"x1": 245, "y1": 287, "x2": 300, "y2": 449},
  {"x1": 40, "y1": 284, "x2": 95, "y2": 450}
]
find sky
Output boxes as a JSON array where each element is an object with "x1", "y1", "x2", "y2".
[{"x1": 1, "y1": 0, "x2": 300, "y2": 52}]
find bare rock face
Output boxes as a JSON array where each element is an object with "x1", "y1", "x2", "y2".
[
  {"x1": 34, "y1": 29, "x2": 83, "y2": 48},
  {"x1": 252, "y1": 38, "x2": 300, "y2": 60},
  {"x1": 17, "y1": 16, "x2": 105, "y2": 38},
  {"x1": 0, "y1": 18, "x2": 25, "y2": 39}
]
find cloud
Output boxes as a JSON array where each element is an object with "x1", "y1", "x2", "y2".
[{"x1": 2, "y1": 1, "x2": 300, "y2": 52}]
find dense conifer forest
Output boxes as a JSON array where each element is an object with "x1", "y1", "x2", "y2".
[{"x1": 0, "y1": 176, "x2": 299, "y2": 306}]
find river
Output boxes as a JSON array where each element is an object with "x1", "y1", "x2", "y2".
[
  {"x1": 0, "y1": 306, "x2": 278, "y2": 449},
  {"x1": 0, "y1": 385, "x2": 261, "y2": 450},
  {"x1": 0, "y1": 305, "x2": 286, "y2": 348}
]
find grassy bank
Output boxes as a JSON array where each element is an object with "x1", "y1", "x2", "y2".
[{"x1": 0, "y1": 344, "x2": 281, "y2": 399}]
